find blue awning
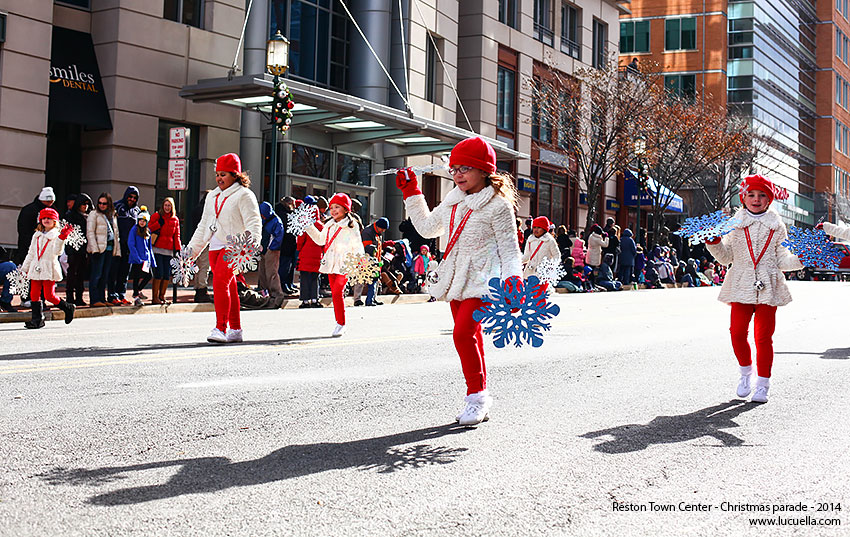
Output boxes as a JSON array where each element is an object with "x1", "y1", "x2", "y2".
[{"x1": 623, "y1": 169, "x2": 683, "y2": 213}]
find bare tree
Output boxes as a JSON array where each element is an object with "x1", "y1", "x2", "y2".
[{"x1": 527, "y1": 56, "x2": 664, "y2": 233}]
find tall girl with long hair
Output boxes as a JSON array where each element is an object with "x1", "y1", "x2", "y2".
[
  {"x1": 148, "y1": 197, "x2": 181, "y2": 305},
  {"x1": 187, "y1": 153, "x2": 262, "y2": 344},
  {"x1": 396, "y1": 136, "x2": 522, "y2": 426}
]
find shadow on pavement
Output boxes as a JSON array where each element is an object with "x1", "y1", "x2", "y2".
[
  {"x1": 775, "y1": 348, "x2": 850, "y2": 360},
  {"x1": 580, "y1": 400, "x2": 762, "y2": 454},
  {"x1": 0, "y1": 336, "x2": 336, "y2": 361},
  {"x1": 39, "y1": 424, "x2": 469, "y2": 505}
]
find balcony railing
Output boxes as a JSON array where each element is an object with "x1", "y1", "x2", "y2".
[
  {"x1": 560, "y1": 36, "x2": 580, "y2": 60},
  {"x1": 534, "y1": 22, "x2": 555, "y2": 47}
]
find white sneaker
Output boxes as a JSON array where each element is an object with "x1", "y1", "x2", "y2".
[
  {"x1": 752, "y1": 385, "x2": 769, "y2": 403},
  {"x1": 133, "y1": 297, "x2": 143, "y2": 307},
  {"x1": 458, "y1": 391, "x2": 492, "y2": 426},
  {"x1": 207, "y1": 328, "x2": 228, "y2": 343},
  {"x1": 736, "y1": 374, "x2": 752, "y2": 398},
  {"x1": 331, "y1": 323, "x2": 346, "y2": 337},
  {"x1": 226, "y1": 328, "x2": 243, "y2": 343}
]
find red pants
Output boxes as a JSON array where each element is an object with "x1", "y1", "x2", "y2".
[
  {"x1": 450, "y1": 298, "x2": 487, "y2": 395},
  {"x1": 730, "y1": 302, "x2": 777, "y2": 378},
  {"x1": 30, "y1": 280, "x2": 61, "y2": 305},
  {"x1": 328, "y1": 274, "x2": 348, "y2": 325},
  {"x1": 209, "y1": 249, "x2": 241, "y2": 332}
]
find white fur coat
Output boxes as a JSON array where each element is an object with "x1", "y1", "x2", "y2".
[
  {"x1": 21, "y1": 228, "x2": 66, "y2": 281},
  {"x1": 304, "y1": 216, "x2": 364, "y2": 275},
  {"x1": 823, "y1": 221, "x2": 850, "y2": 241},
  {"x1": 188, "y1": 182, "x2": 262, "y2": 256},
  {"x1": 706, "y1": 208, "x2": 803, "y2": 306},
  {"x1": 522, "y1": 232, "x2": 561, "y2": 278},
  {"x1": 586, "y1": 233, "x2": 609, "y2": 266},
  {"x1": 405, "y1": 186, "x2": 522, "y2": 302}
]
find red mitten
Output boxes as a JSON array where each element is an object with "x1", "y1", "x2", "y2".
[
  {"x1": 395, "y1": 168, "x2": 422, "y2": 200},
  {"x1": 705, "y1": 236, "x2": 722, "y2": 245},
  {"x1": 58, "y1": 224, "x2": 74, "y2": 240},
  {"x1": 815, "y1": 222, "x2": 824, "y2": 231},
  {"x1": 504, "y1": 275, "x2": 523, "y2": 313}
]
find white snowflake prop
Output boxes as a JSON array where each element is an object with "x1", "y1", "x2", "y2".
[
  {"x1": 535, "y1": 257, "x2": 567, "y2": 288},
  {"x1": 58, "y1": 220, "x2": 86, "y2": 251},
  {"x1": 170, "y1": 247, "x2": 199, "y2": 287},
  {"x1": 223, "y1": 230, "x2": 261, "y2": 273},
  {"x1": 342, "y1": 253, "x2": 381, "y2": 285},
  {"x1": 286, "y1": 203, "x2": 319, "y2": 237},
  {"x1": 6, "y1": 267, "x2": 29, "y2": 298}
]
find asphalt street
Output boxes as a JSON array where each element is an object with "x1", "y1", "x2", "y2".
[{"x1": 1, "y1": 282, "x2": 848, "y2": 536}]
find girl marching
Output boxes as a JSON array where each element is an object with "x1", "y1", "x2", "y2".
[
  {"x1": 305, "y1": 193, "x2": 364, "y2": 337},
  {"x1": 396, "y1": 136, "x2": 522, "y2": 426},
  {"x1": 187, "y1": 153, "x2": 262, "y2": 344},
  {"x1": 21, "y1": 208, "x2": 76, "y2": 328},
  {"x1": 522, "y1": 216, "x2": 561, "y2": 280},
  {"x1": 705, "y1": 174, "x2": 803, "y2": 403}
]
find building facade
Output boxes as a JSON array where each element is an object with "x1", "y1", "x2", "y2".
[{"x1": 619, "y1": 0, "x2": 822, "y2": 226}]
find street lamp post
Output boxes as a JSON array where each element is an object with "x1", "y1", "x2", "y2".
[
  {"x1": 266, "y1": 31, "x2": 290, "y2": 204},
  {"x1": 634, "y1": 136, "x2": 646, "y2": 248}
]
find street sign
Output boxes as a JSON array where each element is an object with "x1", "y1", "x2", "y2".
[
  {"x1": 168, "y1": 159, "x2": 188, "y2": 190},
  {"x1": 169, "y1": 127, "x2": 188, "y2": 159}
]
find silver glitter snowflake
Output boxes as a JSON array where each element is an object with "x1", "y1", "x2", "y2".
[
  {"x1": 170, "y1": 246, "x2": 199, "y2": 287},
  {"x1": 342, "y1": 253, "x2": 381, "y2": 285},
  {"x1": 223, "y1": 230, "x2": 260, "y2": 273},
  {"x1": 535, "y1": 257, "x2": 567, "y2": 288},
  {"x1": 58, "y1": 220, "x2": 86, "y2": 251},
  {"x1": 286, "y1": 203, "x2": 319, "y2": 237},
  {"x1": 6, "y1": 267, "x2": 29, "y2": 297}
]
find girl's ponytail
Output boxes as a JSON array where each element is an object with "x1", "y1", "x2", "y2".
[{"x1": 487, "y1": 172, "x2": 518, "y2": 212}]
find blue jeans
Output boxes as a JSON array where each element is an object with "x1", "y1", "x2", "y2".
[
  {"x1": 108, "y1": 253, "x2": 130, "y2": 300},
  {"x1": 278, "y1": 255, "x2": 295, "y2": 289},
  {"x1": 365, "y1": 282, "x2": 377, "y2": 304},
  {"x1": 0, "y1": 261, "x2": 16, "y2": 303},
  {"x1": 90, "y1": 252, "x2": 114, "y2": 304},
  {"x1": 153, "y1": 253, "x2": 171, "y2": 279}
]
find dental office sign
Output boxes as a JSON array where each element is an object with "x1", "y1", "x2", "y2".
[{"x1": 48, "y1": 27, "x2": 111, "y2": 130}]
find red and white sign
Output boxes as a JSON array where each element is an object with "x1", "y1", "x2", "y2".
[
  {"x1": 169, "y1": 127, "x2": 188, "y2": 159},
  {"x1": 168, "y1": 159, "x2": 188, "y2": 190}
]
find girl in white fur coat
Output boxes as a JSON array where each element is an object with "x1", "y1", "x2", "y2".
[
  {"x1": 522, "y1": 216, "x2": 562, "y2": 279},
  {"x1": 396, "y1": 136, "x2": 523, "y2": 426},
  {"x1": 705, "y1": 174, "x2": 802, "y2": 403}
]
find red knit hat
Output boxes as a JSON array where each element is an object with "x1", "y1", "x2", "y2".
[
  {"x1": 328, "y1": 193, "x2": 352, "y2": 212},
  {"x1": 216, "y1": 153, "x2": 242, "y2": 174},
  {"x1": 532, "y1": 216, "x2": 551, "y2": 230},
  {"x1": 739, "y1": 174, "x2": 788, "y2": 204},
  {"x1": 39, "y1": 208, "x2": 60, "y2": 222},
  {"x1": 450, "y1": 136, "x2": 497, "y2": 174}
]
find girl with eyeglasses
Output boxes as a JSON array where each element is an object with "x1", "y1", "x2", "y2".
[
  {"x1": 87, "y1": 193, "x2": 121, "y2": 307},
  {"x1": 395, "y1": 136, "x2": 522, "y2": 426}
]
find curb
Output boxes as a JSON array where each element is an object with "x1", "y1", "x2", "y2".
[{"x1": 0, "y1": 293, "x2": 433, "y2": 324}]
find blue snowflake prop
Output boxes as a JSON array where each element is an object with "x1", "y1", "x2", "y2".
[
  {"x1": 472, "y1": 276, "x2": 561, "y2": 348},
  {"x1": 781, "y1": 227, "x2": 843, "y2": 269},
  {"x1": 675, "y1": 211, "x2": 740, "y2": 246}
]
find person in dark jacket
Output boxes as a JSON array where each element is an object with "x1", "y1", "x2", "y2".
[
  {"x1": 634, "y1": 245, "x2": 647, "y2": 284},
  {"x1": 109, "y1": 186, "x2": 140, "y2": 304},
  {"x1": 669, "y1": 222, "x2": 689, "y2": 264},
  {"x1": 555, "y1": 225, "x2": 571, "y2": 257},
  {"x1": 595, "y1": 253, "x2": 623, "y2": 291},
  {"x1": 358, "y1": 217, "x2": 389, "y2": 306},
  {"x1": 602, "y1": 224, "x2": 620, "y2": 271},
  {"x1": 617, "y1": 228, "x2": 637, "y2": 285},
  {"x1": 63, "y1": 193, "x2": 92, "y2": 305},
  {"x1": 16, "y1": 187, "x2": 56, "y2": 265},
  {"x1": 276, "y1": 196, "x2": 297, "y2": 295},
  {"x1": 258, "y1": 201, "x2": 285, "y2": 307}
]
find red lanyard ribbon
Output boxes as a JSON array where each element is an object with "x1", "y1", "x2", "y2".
[
  {"x1": 443, "y1": 205, "x2": 473, "y2": 260},
  {"x1": 214, "y1": 193, "x2": 230, "y2": 220},
  {"x1": 744, "y1": 227, "x2": 774, "y2": 269},
  {"x1": 35, "y1": 237, "x2": 51, "y2": 261},
  {"x1": 529, "y1": 242, "x2": 544, "y2": 262},
  {"x1": 324, "y1": 227, "x2": 343, "y2": 253}
]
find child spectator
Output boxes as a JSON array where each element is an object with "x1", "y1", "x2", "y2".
[
  {"x1": 570, "y1": 229, "x2": 586, "y2": 269},
  {"x1": 296, "y1": 204, "x2": 324, "y2": 308},
  {"x1": 522, "y1": 216, "x2": 561, "y2": 280},
  {"x1": 127, "y1": 209, "x2": 156, "y2": 306},
  {"x1": 595, "y1": 253, "x2": 623, "y2": 291}
]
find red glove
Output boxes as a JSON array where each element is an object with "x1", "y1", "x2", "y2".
[
  {"x1": 504, "y1": 275, "x2": 523, "y2": 312},
  {"x1": 395, "y1": 168, "x2": 422, "y2": 200},
  {"x1": 58, "y1": 224, "x2": 74, "y2": 240},
  {"x1": 705, "y1": 236, "x2": 722, "y2": 245},
  {"x1": 815, "y1": 222, "x2": 824, "y2": 231}
]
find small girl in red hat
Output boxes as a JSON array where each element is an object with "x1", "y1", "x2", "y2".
[
  {"x1": 522, "y1": 216, "x2": 561, "y2": 279},
  {"x1": 705, "y1": 174, "x2": 802, "y2": 403},
  {"x1": 188, "y1": 153, "x2": 262, "y2": 344},
  {"x1": 305, "y1": 193, "x2": 364, "y2": 337},
  {"x1": 21, "y1": 208, "x2": 76, "y2": 328},
  {"x1": 396, "y1": 136, "x2": 523, "y2": 426}
]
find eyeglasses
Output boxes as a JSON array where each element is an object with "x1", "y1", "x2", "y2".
[
  {"x1": 98, "y1": 201, "x2": 108, "y2": 206},
  {"x1": 449, "y1": 165, "x2": 474, "y2": 176}
]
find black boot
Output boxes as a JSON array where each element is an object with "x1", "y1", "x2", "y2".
[
  {"x1": 193, "y1": 288, "x2": 212, "y2": 303},
  {"x1": 25, "y1": 301, "x2": 45, "y2": 329},
  {"x1": 57, "y1": 299, "x2": 76, "y2": 324}
]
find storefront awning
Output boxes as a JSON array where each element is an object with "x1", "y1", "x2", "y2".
[
  {"x1": 623, "y1": 169, "x2": 684, "y2": 213},
  {"x1": 48, "y1": 27, "x2": 111, "y2": 130},
  {"x1": 179, "y1": 74, "x2": 527, "y2": 161}
]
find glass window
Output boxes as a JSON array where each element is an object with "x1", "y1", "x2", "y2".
[
  {"x1": 337, "y1": 154, "x2": 371, "y2": 186},
  {"x1": 592, "y1": 19, "x2": 608, "y2": 68},
  {"x1": 665, "y1": 74, "x2": 696, "y2": 100},
  {"x1": 665, "y1": 17, "x2": 696, "y2": 51},
  {"x1": 531, "y1": 79, "x2": 553, "y2": 143},
  {"x1": 292, "y1": 144, "x2": 331, "y2": 179},
  {"x1": 620, "y1": 20, "x2": 649, "y2": 53},
  {"x1": 497, "y1": 66, "x2": 516, "y2": 132},
  {"x1": 499, "y1": 0, "x2": 517, "y2": 29},
  {"x1": 57, "y1": 0, "x2": 90, "y2": 8},
  {"x1": 561, "y1": 4, "x2": 580, "y2": 59},
  {"x1": 534, "y1": 0, "x2": 554, "y2": 46},
  {"x1": 426, "y1": 36, "x2": 438, "y2": 104},
  {"x1": 164, "y1": 0, "x2": 203, "y2": 28}
]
